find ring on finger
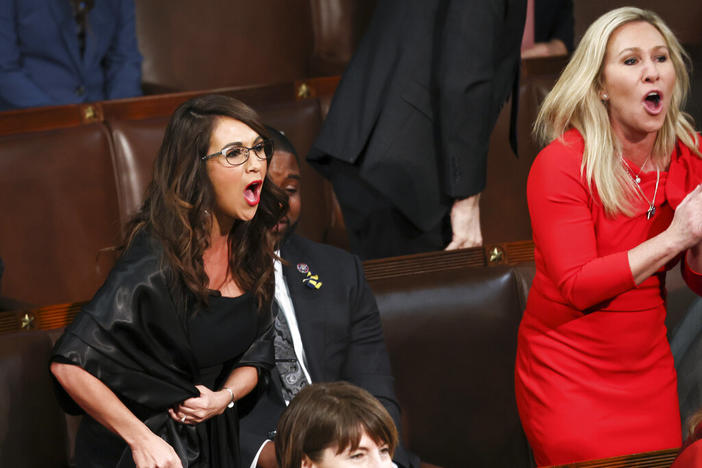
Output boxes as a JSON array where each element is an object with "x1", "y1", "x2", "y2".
[{"x1": 181, "y1": 415, "x2": 186, "y2": 423}]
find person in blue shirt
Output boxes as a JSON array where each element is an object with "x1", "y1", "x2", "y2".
[{"x1": 0, "y1": 0, "x2": 142, "y2": 110}]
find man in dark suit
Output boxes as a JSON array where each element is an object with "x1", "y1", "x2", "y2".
[
  {"x1": 308, "y1": 0, "x2": 526, "y2": 260},
  {"x1": 238, "y1": 129, "x2": 419, "y2": 468},
  {"x1": 0, "y1": 0, "x2": 142, "y2": 110}
]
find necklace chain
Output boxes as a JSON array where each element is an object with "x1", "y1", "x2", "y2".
[
  {"x1": 622, "y1": 157, "x2": 659, "y2": 220},
  {"x1": 621, "y1": 154, "x2": 651, "y2": 184}
]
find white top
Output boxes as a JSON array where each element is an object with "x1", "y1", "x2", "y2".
[{"x1": 249, "y1": 255, "x2": 313, "y2": 468}]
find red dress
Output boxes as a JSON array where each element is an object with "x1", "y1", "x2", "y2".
[
  {"x1": 672, "y1": 426, "x2": 702, "y2": 468},
  {"x1": 515, "y1": 129, "x2": 702, "y2": 466}
]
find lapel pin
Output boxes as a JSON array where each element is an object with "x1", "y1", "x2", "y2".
[
  {"x1": 302, "y1": 271, "x2": 323, "y2": 290},
  {"x1": 297, "y1": 263, "x2": 309, "y2": 274}
]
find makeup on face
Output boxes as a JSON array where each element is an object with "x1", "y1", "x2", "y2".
[
  {"x1": 206, "y1": 117, "x2": 267, "y2": 226},
  {"x1": 600, "y1": 21, "x2": 676, "y2": 142}
]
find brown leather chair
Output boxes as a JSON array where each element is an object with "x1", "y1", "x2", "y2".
[
  {"x1": 369, "y1": 264, "x2": 532, "y2": 468},
  {"x1": 135, "y1": 1, "x2": 378, "y2": 93},
  {"x1": 0, "y1": 124, "x2": 121, "y2": 306},
  {"x1": 0, "y1": 330, "x2": 70, "y2": 467},
  {"x1": 308, "y1": 0, "x2": 378, "y2": 75},
  {"x1": 474, "y1": 57, "x2": 565, "y2": 244},
  {"x1": 135, "y1": 0, "x2": 315, "y2": 92}
]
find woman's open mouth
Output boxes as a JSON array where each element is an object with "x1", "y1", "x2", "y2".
[
  {"x1": 643, "y1": 91, "x2": 663, "y2": 115},
  {"x1": 243, "y1": 180, "x2": 262, "y2": 206}
]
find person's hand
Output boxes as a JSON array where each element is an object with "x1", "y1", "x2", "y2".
[
  {"x1": 130, "y1": 431, "x2": 183, "y2": 468},
  {"x1": 445, "y1": 194, "x2": 483, "y2": 250},
  {"x1": 521, "y1": 39, "x2": 568, "y2": 59},
  {"x1": 169, "y1": 385, "x2": 230, "y2": 425},
  {"x1": 256, "y1": 441, "x2": 279, "y2": 468},
  {"x1": 668, "y1": 184, "x2": 702, "y2": 251}
]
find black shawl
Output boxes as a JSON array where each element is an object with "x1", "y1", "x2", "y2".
[{"x1": 52, "y1": 230, "x2": 274, "y2": 467}]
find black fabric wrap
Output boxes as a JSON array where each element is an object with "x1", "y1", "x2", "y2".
[{"x1": 51, "y1": 230, "x2": 275, "y2": 468}]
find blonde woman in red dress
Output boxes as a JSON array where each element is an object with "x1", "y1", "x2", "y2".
[{"x1": 515, "y1": 7, "x2": 702, "y2": 465}]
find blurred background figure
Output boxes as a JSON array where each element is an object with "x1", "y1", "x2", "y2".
[
  {"x1": 308, "y1": 0, "x2": 526, "y2": 260},
  {"x1": 521, "y1": 0, "x2": 574, "y2": 58},
  {"x1": 0, "y1": 0, "x2": 142, "y2": 110}
]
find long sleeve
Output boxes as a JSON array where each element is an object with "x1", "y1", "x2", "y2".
[
  {"x1": 527, "y1": 137, "x2": 635, "y2": 311},
  {"x1": 435, "y1": 0, "x2": 525, "y2": 199},
  {"x1": 0, "y1": 0, "x2": 55, "y2": 109},
  {"x1": 342, "y1": 255, "x2": 399, "y2": 419},
  {"x1": 102, "y1": 0, "x2": 142, "y2": 100},
  {"x1": 534, "y1": 0, "x2": 574, "y2": 53},
  {"x1": 51, "y1": 232, "x2": 200, "y2": 414}
]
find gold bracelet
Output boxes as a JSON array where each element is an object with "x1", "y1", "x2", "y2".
[{"x1": 223, "y1": 387, "x2": 235, "y2": 409}]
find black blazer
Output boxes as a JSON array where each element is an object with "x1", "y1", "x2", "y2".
[
  {"x1": 534, "y1": 0, "x2": 574, "y2": 53},
  {"x1": 308, "y1": 0, "x2": 526, "y2": 232},
  {"x1": 238, "y1": 233, "x2": 417, "y2": 468}
]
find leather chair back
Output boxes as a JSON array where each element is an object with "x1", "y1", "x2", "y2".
[
  {"x1": 0, "y1": 330, "x2": 69, "y2": 467},
  {"x1": 0, "y1": 124, "x2": 120, "y2": 306},
  {"x1": 135, "y1": 0, "x2": 315, "y2": 91},
  {"x1": 370, "y1": 265, "x2": 531, "y2": 468}
]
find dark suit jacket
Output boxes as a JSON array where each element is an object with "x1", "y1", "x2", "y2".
[
  {"x1": 0, "y1": 0, "x2": 142, "y2": 110},
  {"x1": 308, "y1": 0, "x2": 525, "y2": 232},
  {"x1": 238, "y1": 233, "x2": 417, "y2": 468},
  {"x1": 534, "y1": 0, "x2": 574, "y2": 53}
]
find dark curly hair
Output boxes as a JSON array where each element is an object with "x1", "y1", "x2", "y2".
[{"x1": 125, "y1": 94, "x2": 287, "y2": 310}]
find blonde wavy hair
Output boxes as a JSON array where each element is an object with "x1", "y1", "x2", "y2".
[{"x1": 534, "y1": 7, "x2": 700, "y2": 216}]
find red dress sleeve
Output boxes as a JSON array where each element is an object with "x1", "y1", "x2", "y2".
[{"x1": 528, "y1": 134, "x2": 635, "y2": 311}]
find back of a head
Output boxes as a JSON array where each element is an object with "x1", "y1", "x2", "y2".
[
  {"x1": 265, "y1": 126, "x2": 299, "y2": 163},
  {"x1": 275, "y1": 382, "x2": 399, "y2": 468}
]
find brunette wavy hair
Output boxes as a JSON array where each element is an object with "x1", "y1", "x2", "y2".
[{"x1": 125, "y1": 94, "x2": 287, "y2": 310}]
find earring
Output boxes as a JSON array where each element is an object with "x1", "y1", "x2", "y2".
[{"x1": 601, "y1": 93, "x2": 608, "y2": 100}]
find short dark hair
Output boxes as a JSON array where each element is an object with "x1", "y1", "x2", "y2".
[
  {"x1": 275, "y1": 382, "x2": 398, "y2": 468},
  {"x1": 265, "y1": 126, "x2": 299, "y2": 164}
]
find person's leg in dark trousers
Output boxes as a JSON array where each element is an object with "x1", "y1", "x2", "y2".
[{"x1": 326, "y1": 160, "x2": 450, "y2": 260}]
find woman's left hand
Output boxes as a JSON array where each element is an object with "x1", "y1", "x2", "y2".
[{"x1": 169, "y1": 385, "x2": 231, "y2": 425}]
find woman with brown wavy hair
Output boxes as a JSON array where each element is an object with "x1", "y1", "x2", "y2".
[{"x1": 50, "y1": 94, "x2": 287, "y2": 468}]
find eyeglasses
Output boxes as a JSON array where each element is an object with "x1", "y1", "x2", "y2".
[{"x1": 201, "y1": 139, "x2": 273, "y2": 166}]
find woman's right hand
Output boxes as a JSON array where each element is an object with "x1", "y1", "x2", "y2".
[
  {"x1": 668, "y1": 184, "x2": 702, "y2": 251},
  {"x1": 130, "y1": 432, "x2": 183, "y2": 468}
]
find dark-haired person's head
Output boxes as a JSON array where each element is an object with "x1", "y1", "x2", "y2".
[
  {"x1": 129, "y1": 94, "x2": 287, "y2": 307},
  {"x1": 275, "y1": 382, "x2": 398, "y2": 468},
  {"x1": 265, "y1": 126, "x2": 301, "y2": 244}
]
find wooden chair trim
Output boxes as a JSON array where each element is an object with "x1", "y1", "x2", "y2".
[
  {"x1": 0, "y1": 302, "x2": 83, "y2": 335},
  {"x1": 545, "y1": 447, "x2": 679, "y2": 468},
  {"x1": 0, "y1": 240, "x2": 534, "y2": 335},
  {"x1": 363, "y1": 240, "x2": 535, "y2": 282}
]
